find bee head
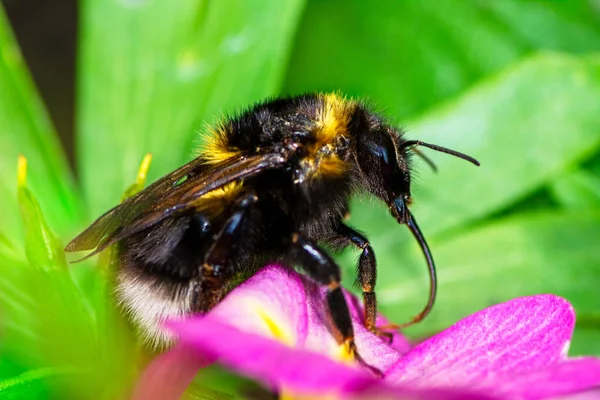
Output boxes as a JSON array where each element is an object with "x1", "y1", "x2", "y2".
[
  {"x1": 355, "y1": 125, "x2": 480, "y2": 224},
  {"x1": 355, "y1": 126, "x2": 413, "y2": 223}
]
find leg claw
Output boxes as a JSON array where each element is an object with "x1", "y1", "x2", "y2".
[
  {"x1": 345, "y1": 339, "x2": 384, "y2": 378},
  {"x1": 369, "y1": 323, "x2": 400, "y2": 345}
]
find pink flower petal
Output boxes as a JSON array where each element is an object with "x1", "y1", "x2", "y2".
[
  {"x1": 300, "y1": 276, "x2": 403, "y2": 372},
  {"x1": 132, "y1": 345, "x2": 212, "y2": 400},
  {"x1": 488, "y1": 357, "x2": 600, "y2": 400},
  {"x1": 167, "y1": 317, "x2": 377, "y2": 395},
  {"x1": 346, "y1": 387, "x2": 499, "y2": 400},
  {"x1": 210, "y1": 265, "x2": 308, "y2": 345},
  {"x1": 344, "y1": 288, "x2": 412, "y2": 356},
  {"x1": 554, "y1": 388, "x2": 600, "y2": 400},
  {"x1": 166, "y1": 317, "x2": 496, "y2": 400},
  {"x1": 387, "y1": 295, "x2": 578, "y2": 389},
  {"x1": 211, "y1": 264, "x2": 404, "y2": 371}
]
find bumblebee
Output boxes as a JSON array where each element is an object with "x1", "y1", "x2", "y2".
[{"x1": 66, "y1": 93, "x2": 478, "y2": 361}]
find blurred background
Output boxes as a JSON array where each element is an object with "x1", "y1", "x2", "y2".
[{"x1": 1, "y1": 0, "x2": 599, "y2": 398}]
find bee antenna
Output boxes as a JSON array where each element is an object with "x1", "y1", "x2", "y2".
[
  {"x1": 409, "y1": 146, "x2": 438, "y2": 173},
  {"x1": 402, "y1": 140, "x2": 480, "y2": 166}
]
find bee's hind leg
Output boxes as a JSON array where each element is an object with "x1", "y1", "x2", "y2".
[{"x1": 193, "y1": 191, "x2": 258, "y2": 313}]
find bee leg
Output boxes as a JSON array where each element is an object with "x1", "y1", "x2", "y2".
[
  {"x1": 194, "y1": 192, "x2": 258, "y2": 312},
  {"x1": 334, "y1": 223, "x2": 386, "y2": 336},
  {"x1": 288, "y1": 232, "x2": 381, "y2": 376}
]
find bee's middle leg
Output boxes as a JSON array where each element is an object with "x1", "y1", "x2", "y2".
[
  {"x1": 333, "y1": 223, "x2": 394, "y2": 337},
  {"x1": 193, "y1": 192, "x2": 258, "y2": 312}
]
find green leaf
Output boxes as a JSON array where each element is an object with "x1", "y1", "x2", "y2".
[
  {"x1": 0, "y1": 368, "x2": 54, "y2": 399},
  {"x1": 407, "y1": 53, "x2": 600, "y2": 234},
  {"x1": 78, "y1": 0, "x2": 306, "y2": 217},
  {"x1": 549, "y1": 169, "x2": 600, "y2": 210},
  {"x1": 588, "y1": 153, "x2": 600, "y2": 177},
  {"x1": 344, "y1": 54, "x2": 600, "y2": 244},
  {"x1": 571, "y1": 327, "x2": 600, "y2": 357},
  {"x1": 365, "y1": 212, "x2": 600, "y2": 337},
  {"x1": 0, "y1": 255, "x2": 140, "y2": 399},
  {"x1": 284, "y1": 0, "x2": 600, "y2": 121},
  {"x1": 17, "y1": 157, "x2": 67, "y2": 271},
  {"x1": 0, "y1": 232, "x2": 22, "y2": 264},
  {"x1": 0, "y1": 7, "x2": 83, "y2": 242},
  {"x1": 488, "y1": 1, "x2": 600, "y2": 53},
  {"x1": 1, "y1": 174, "x2": 140, "y2": 398},
  {"x1": 189, "y1": 364, "x2": 269, "y2": 399}
]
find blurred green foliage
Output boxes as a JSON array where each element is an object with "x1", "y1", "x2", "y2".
[{"x1": 0, "y1": 0, "x2": 599, "y2": 398}]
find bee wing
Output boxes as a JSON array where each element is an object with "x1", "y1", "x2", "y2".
[
  {"x1": 65, "y1": 153, "x2": 286, "y2": 256},
  {"x1": 64, "y1": 156, "x2": 207, "y2": 252}
]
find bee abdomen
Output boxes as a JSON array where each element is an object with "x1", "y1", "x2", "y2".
[{"x1": 116, "y1": 267, "x2": 197, "y2": 349}]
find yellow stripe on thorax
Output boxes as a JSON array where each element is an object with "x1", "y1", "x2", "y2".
[
  {"x1": 315, "y1": 93, "x2": 355, "y2": 144},
  {"x1": 199, "y1": 121, "x2": 243, "y2": 164},
  {"x1": 308, "y1": 93, "x2": 356, "y2": 178}
]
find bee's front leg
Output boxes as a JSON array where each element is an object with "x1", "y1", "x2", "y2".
[{"x1": 286, "y1": 232, "x2": 381, "y2": 376}]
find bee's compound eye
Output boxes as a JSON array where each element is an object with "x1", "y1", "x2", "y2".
[{"x1": 366, "y1": 133, "x2": 407, "y2": 201}]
